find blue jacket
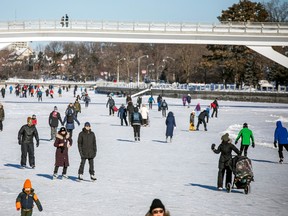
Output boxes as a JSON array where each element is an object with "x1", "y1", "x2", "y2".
[
  {"x1": 274, "y1": 121, "x2": 288, "y2": 145},
  {"x1": 166, "y1": 112, "x2": 176, "y2": 137}
]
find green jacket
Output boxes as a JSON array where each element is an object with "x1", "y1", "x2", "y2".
[{"x1": 236, "y1": 128, "x2": 254, "y2": 145}]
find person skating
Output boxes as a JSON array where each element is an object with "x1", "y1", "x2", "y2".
[
  {"x1": 53, "y1": 127, "x2": 72, "y2": 179},
  {"x1": 211, "y1": 98, "x2": 219, "y2": 118},
  {"x1": 137, "y1": 96, "x2": 142, "y2": 108},
  {"x1": 63, "y1": 105, "x2": 80, "y2": 139},
  {"x1": 118, "y1": 104, "x2": 128, "y2": 126},
  {"x1": 186, "y1": 94, "x2": 191, "y2": 108},
  {"x1": 126, "y1": 101, "x2": 134, "y2": 125},
  {"x1": 74, "y1": 99, "x2": 81, "y2": 117},
  {"x1": 16, "y1": 179, "x2": 43, "y2": 215},
  {"x1": 77, "y1": 122, "x2": 97, "y2": 181},
  {"x1": 189, "y1": 111, "x2": 196, "y2": 131},
  {"x1": 235, "y1": 123, "x2": 255, "y2": 157},
  {"x1": 274, "y1": 120, "x2": 288, "y2": 164},
  {"x1": 140, "y1": 104, "x2": 149, "y2": 126},
  {"x1": 160, "y1": 99, "x2": 168, "y2": 117},
  {"x1": 83, "y1": 93, "x2": 91, "y2": 107},
  {"x1": 48, "y1": 106, "x2": 63, "y2": 141},
  {"x1": 18, "y1": 117, "x2": 39, "y2": 168},
  {"x1": 156, "y1": 95, "x2": 162, "y2": 111},
  {"x1": 211, "y1": 133, "x2": 240, "y2": 190},
  {"x1": 106, "y1": 96, "x2": 115, "y2": 116},
  {"x1": 196, "y1": 110, "x2": 209, "y2": 131},
  {"x1": 148, "y1": 95, "x2": 155, "y2": 110},
  {"x1": 1, "y1": 87, "x2": 5, "y2": 98},
  {"x1": 131, "y1": 107, "x2": 142, "y2": 141},
  {"x1": 165, "y1": 111, "x2": 176, "y2": 143},
  {"x1": 0, "y1": 103, "x2": 5, "y2": 131},
  {"x1": 31, "y1": 114, "x2": 37, "y2": 126},
  {"x1": 145, "y1": 198, "x2": 170, "y2": 216}
]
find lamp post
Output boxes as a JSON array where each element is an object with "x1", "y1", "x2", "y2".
[
  {"x1": 146, "y1": 63, "x2": 154, "y2": 79},
  {"x1": 137, "y1": 55, "x2": 149, "y2": 87},
  {"x1": 157, "y1": 65, "x2": 165, "y2": 81},
  {"x1": 163, "y1": 56, "x2": 175, "y2": 82},
  {"x1": 117, "y1": 57, "x2": 126, "y2": 83}
]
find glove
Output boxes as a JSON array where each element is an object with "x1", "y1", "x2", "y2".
[
  {"x1": 211, "y1": 143, "x2": 216, "y2": 150},
  {"x1": 252, "y1": 142, "x2": 255, "y2": 148},
  {"x1": 18, "y1": 140, "x2": 22, "y2": 145},
  {"x1": 36, "y1": 141, "x2": 39, "y2": 147},
  {"x1": 17, "y1": 208, "x2": 20, "y2": 211},
  {"x1": 235, "y1": 141, "x2": 238, "y2": 145},
  {"x1": 274, "y1": 141, "x2": 277, "y2": 148}
]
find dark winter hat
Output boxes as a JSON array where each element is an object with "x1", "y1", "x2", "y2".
[
  {"x1": 243, "y1": 123, "x2": 248, "y2": 128},
  {"x1": 149, "y1": 199, "x2": 165, "y2": 213},
  {"x1": 59, "y1": 127, "x2": 66, "y2": 132},
  {"x1": 84, "y1": 122, "x2": 91, "y2": 127},
  {"x1": 221, "y1": 133, "x2": 229, "y2": 142},
  {"x1": 54, "y1": 106, "x2": 58, "y2": 110}
]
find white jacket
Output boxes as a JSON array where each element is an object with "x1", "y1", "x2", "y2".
[{"x1": 140, "y1": 106, "x2": 149, "y2": 119}]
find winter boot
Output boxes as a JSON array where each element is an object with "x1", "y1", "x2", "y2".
[
  {"x1": 279, "y1": 158, "x2": 284, "y2": 164},
  {"x1": 170, "y1": 137, "x2": 172, "y2": 143}
]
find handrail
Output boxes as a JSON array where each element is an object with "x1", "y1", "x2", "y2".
[{"x1": 0, "y1": 20, "x2": 288, "y2": 35}]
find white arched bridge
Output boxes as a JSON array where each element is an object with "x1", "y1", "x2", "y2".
[{"x1": 0, "y1": 20, "x2": 288, "y2": 67}]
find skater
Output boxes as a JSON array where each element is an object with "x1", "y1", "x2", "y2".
[
  {"x1": 165, "y1": 111, "x2": 176, "y2": 143},
  {"x1": 137, "y1": 96, "x2": 142, "y2": 108},
  {"x1": 274, "y1": 121, "x2": 288, "y2": 164},
  {"x1": 145, "y1": 198, "x2": 170, "y2": 216},
  {"x1": 189, "y1": 111, "x2": 196, "y2": 131},
  {"x1": 49, "y1": 89, "x2": 54, "y2": 98},
  {"x1": 160, "y1": 99, "x2": 168, "y2": 117},
  {"x1": 211, "y1": 133, "x2": 240, "y2": 190},
  {"x1": 194, "y1": 102, "x2": 201, "y2": 117},
  {"x1": 37, "y1": 89, "x2": 42, "y2": 102},
  {"x1": 157, "y1": 95, "x2": 162, "y2": 111},
  {"x1": 148, "y1": 95, "x2": 155, "y2": 110},
  {"x1": 182, "y1": 95, "x2": 187, "y2": 106},
  {"x1": 1, "y1": 86, "x2": 5, "y2": 98},
  {"x1": 140, "y1": 104, "x2": 149, "y2": 126},
  {"x1": 186, "y1": 94, "x2": 191, "y2": 108},
  {"x1": 18, "y1": 117, "x2": 39, "y2": 168},
  {"x1": 131, "y1": 107, "x2": 142, "y2": 141},
  {"x1": 196, "y1": 110, "x2": 209, "y2": 131},
  {"x1": 83, "y1": 93, "x2": 91, "y2": 107},
  {"x1": 126, "y1": 94, "x2": 132, "y2": 104},
  {"x1": 49, "y1": 106, "x2": 63, "y2": 140},
  {"x1": 31, "y1": 114, "x2": 37, "y2": 126},
  {"x1": 211, "y1": 98, "x2": 219, "y2": 118},
  {"x1": 53, "y1": 127, "x2": 72, "y2": 179},
  {"x1": 0, "y1": 103, "x2": 4, "y2": 131},
  {"x1": 106, "y1": 96, "x2": 115, "y2": 116},
  {"x1": 126, "y1": 101, "x2": 134, "y2": 125},
  {"x1": 74, "y1": 99, "x2": 81, "y2": 117},
  {"x1": 77, "y1": 122, "x2": 97, "y2": 181},
  {"x1": 235, "y1": 123, "x2": 255, "y2": 157},
  {"x1": 63, "y1": 105, "x2": 80, "y2": 139},
  {"x1": 117, "y1": 104, "x2": 128, "y2": 126},
  {"x1": 16, "y1": 179, "x2": 43, "y2": 215}
]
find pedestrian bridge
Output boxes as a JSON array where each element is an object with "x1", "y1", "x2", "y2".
[{"x1": 0, "y1": 20, "x2": 287, "y2": 67}]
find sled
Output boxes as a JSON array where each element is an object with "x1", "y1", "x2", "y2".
[
  {"x1": 189, "y1": 123, "x2": 196, "y2": 131},
  {"x1": 113, "y1": 106, "x2": 118, "y2": 112}
]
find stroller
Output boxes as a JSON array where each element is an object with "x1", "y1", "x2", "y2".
[{"x1": 227, "y1": 156, "x2": 254, "y2": 194}]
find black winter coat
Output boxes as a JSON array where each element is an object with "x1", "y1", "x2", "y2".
[
  {"x1": 78, "y1": 128, "x2": 97, "y2": 159},
  {"x1": 54, "y1": 132, "x2": 72, "y2": 166},
  {"x1": 18, "y1": 125, "x2": 39, "y2": 145},
  {"x1": 166, "y1": 112, "x2": 176, "y2": 137},
  {"x1": 213, "y1": 141, "x2": 240, "y2": 169},
  {"x1": 49, "y1": 111, "x2": 63, "y2": 127}
]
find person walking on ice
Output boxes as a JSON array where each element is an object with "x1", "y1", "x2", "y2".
[
  {"x1": 165, "y1": 111, "x2": 176, "y2": 143},
  {"x1": 274, "y1": 120, "x2": 288, "y2": 164},
  {"x1": 235, "y1": 122, "x2": 255, "y2": 157},
  {"x1": 16, "y1": 179, "x2": 43, "y2": 215}
]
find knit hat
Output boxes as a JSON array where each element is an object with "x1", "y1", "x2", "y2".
[
  {"x1": 27, "y1": 117, "x2": 32, "y2": 124},
  {"x1": 23, "y1": 179, "x2": 32, "y2": 189},
  {"x1": 54, "y1": 106, "x2": 58, "y2": 110},
  {"x1": 243, "y1": 123, "x2": 248, "y2": 128},
  {"x1": 149, "y1": 199, "x2": 165, "y2": 213},
  {"x1": 221, "y1": 133, "x2": 229, "y2": 142},
  {"x1": 84, "y1": 122, "x2": 91, "y2": 127},
  {"x1": 59, "y1": 127, "x2": 66, "y2": 132}
]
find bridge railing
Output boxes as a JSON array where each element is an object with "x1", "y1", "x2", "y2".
[{"x1": 0, "y1": 20, "x2": 287, "y2": 34}]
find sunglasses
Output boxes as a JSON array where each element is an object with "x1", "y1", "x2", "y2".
[{"x1": 152, "y1": 209, "x2": 164, "y2": 214}]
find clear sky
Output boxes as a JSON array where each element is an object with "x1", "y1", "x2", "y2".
[{"x1": 0, "y1": 0, "x2": 269, "y2": 23}]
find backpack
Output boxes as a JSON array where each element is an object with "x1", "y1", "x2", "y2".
[
  {"x1": 133, "y1": 112, "x2": 140, "y2": 121},
  {"x1": 162, "y1": 102, "x2": 167, "y2": 107}
]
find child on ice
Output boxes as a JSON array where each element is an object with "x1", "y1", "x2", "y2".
[{"x1": 16, "y1": 179, "x2": 43, "y2": 215}]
